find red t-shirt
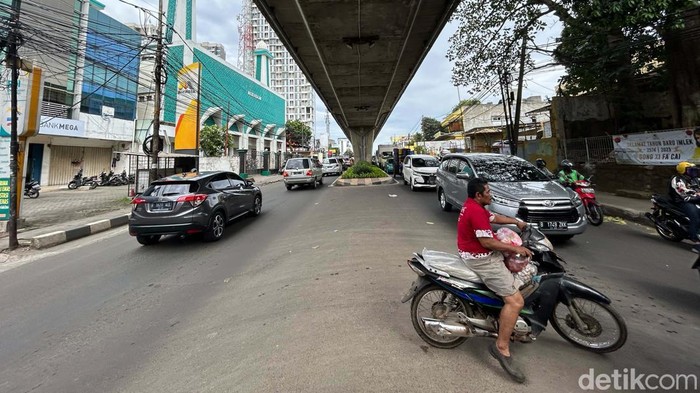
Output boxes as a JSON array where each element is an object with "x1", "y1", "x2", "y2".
[{"x1": 457, "y1": 198, "x2": 495, "y2": 258}]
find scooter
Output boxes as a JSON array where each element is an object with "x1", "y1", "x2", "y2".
[
  {"x1": 645, "y1": 194, "x2": 694, "y2": 242},
  {"x1": 569, "y1": 177, "x2": 603, "y2": 226},
  {"x1": 68, "y1": 169, "x2": 97, "y2": 190},
  {"x1": 24, "y1": 179, "x2": 40, "y2": 198},
  {"x1": 401, "y1": 226, "x2": 627, "y2": 353}
]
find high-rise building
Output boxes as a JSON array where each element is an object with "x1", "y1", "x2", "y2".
[
  {"x1": 242, "y1": 2, "x2": 315, "y2": 131},
  {"x1": 200, "y1": 42, "x2": 227, "y2": 61}
]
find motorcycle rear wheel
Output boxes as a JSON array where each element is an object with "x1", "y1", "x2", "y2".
[
  {"x1": 410, "y1": 285, "x2": 471, "y2": 349},
  {"x1": 586, "y1": 204, "x2": 604, "y2": 226},
  {"x1": 68, "y1": 181, "x2": 78, "y2": 190},
  {"x1": 653, "y1": 211, "x2": 684, "y2": 242},
  {"x1": 549, "y1": 298, "x2": 627, "y2": 353},
  {"x1": 28, "y1": 190, "x2": 39, "y2": 199}
]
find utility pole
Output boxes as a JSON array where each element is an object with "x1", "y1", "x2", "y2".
[
  {"x1": 6, "y1": 0, "x2": 23, "y2": 250},
  {"x1": 511, "y1": 34, "x2": 528, "y2": 156},
  {"x1": 150, "y1": 0, "x2": 164, "y2": 182},
  {"x1": 498, "y1": 70, "x2": 512, "y2": 155}
]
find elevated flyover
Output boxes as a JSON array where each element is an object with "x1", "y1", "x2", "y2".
[{"x1": 252, "y1": 0, "x2": 461, "y2": 160}]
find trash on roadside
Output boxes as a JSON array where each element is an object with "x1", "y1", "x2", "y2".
[{"x1": 388, "y1": 194, "x2": 398, "y2": 198}]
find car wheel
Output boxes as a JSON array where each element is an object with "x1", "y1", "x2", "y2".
[
  {"x1": 203, "y1": 211, "x2": 225, "y2": 242},
  {"x1": 286, "y1": 184, "x2": 292, "y2": 190},
  {"x1": 438, "y1": 189, "x2": 452, "y2": 212},
  {"x1": 319, "y1": 176, "x2": 323, "y2": 185},
  {"x1": 410, "y1": 178, "x2": 416, "y2": 192},
  {"x1": 249, "y1": 195, "x2": 262, "y2": 216},
  {"x1": 136, "y1": 235, "x2": 161, "y2": 245},
  {"x1": 312, "y1": 178, "x2": 318, "y2": 189}
]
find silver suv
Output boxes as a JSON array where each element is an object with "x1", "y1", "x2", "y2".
[
  {"x1": 283, "y1": 157, "x2": 323, "y2": 190},
  {"x1": 435, "y1": 153, "x2": 587, "y2": 240}
]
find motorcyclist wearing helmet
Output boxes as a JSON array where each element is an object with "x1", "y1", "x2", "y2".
[
  {"x1": 535, "y1": 158, "x2": 556, "y2": 179},
  {"x1": 670, "y1": 161, "x2": 700, "y2": 251},
  {"x1": 557, "y1": 159, "x2": 585, "y2": 187}
]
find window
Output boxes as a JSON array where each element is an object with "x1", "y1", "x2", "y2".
[
  {"x1": 209, "y1": 174, "x2": 232, "y2": 190},
  {"x1": 227, "y1": 173, "x2": 245, "y2": 188}
]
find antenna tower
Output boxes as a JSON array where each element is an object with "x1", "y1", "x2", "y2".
[{"x1": 237, "y1": 0, "x2": 255, "y2": 76}]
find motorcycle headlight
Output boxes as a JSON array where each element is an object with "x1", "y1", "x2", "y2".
[
  {"x1": 492, "y1": 194, "x2": 520, "y2": 208},
  {"x1": 572, "y1": 193, "x2": 583, "y2": 207}
]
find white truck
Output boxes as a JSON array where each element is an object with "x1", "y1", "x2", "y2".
[{"x1": 375, "y1": 144, "x2": 394, "y2": 169}]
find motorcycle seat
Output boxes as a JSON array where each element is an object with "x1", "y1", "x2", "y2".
[{"x1": 420, "y1": 248, "x2": 484, "y2": 284}]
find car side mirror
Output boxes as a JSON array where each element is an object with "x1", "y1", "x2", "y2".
[{"x1": 456, "y1": 168, "x2": 474, "y2": 180}]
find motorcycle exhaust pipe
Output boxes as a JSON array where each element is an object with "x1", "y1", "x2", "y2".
[{"x1": 421, "y1": 318, "x2": 497, "y2": 338}]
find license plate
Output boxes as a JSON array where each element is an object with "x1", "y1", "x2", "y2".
[
  {"x1": 539, "y1": 221, "x2": 568, "y2": 230},
  {"x1": 150, "y1": 201, "x2": 173, "y2": 211},
  {"x1": 580, "y1": 188, "x2": 595, "y2": 193}
]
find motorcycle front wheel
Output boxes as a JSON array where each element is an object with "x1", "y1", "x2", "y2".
[
  {"x1": 68, "y1": 181, "x2": 78, "y2": 190},
  {"x1": 549, "y1": 298, "x2": 627, "y2": 353},
  {"x1": 410, "y1": 285, "x2": 471, "y2": 349},
  {"x1": 586, "y1": 203, "x2": 604, "y2": 226},
  {"x1": 28, "y1": 190, "x2": 39, "y2": 199}
]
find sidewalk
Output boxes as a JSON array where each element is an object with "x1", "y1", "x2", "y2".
[
  {"x1": 0, "y1": 174, "x2": 284, "y2": 252},
  {"x1": 1, "y1": 176, "x2": 653, "y2": 252}
]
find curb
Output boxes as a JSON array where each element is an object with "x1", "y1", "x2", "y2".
[
  {"x1": 30, "y1": 214, "x2": 130, "y2": 249},
  {"x1": 601, "y1": 204, "x2": 653, "y2": 228},
  {"x1": 333, "y1": 177, "x2": 397, "y2": 186}
]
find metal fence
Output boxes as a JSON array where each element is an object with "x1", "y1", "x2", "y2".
[{"x1": 562, "y1": 135, "x2": 615, "y2": 164}]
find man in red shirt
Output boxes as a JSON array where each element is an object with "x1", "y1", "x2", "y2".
[{"x1": 457, "y1": 177, "x2": 532, "y2": 383}]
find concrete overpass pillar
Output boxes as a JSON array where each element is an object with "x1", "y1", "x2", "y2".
[{"x1": 349, "y1": 131, "x2": 373, "y2": 162}]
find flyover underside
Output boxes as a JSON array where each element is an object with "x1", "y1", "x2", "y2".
[{"x1": 253, "y1": 0, "x2": 460, "y2": 147}]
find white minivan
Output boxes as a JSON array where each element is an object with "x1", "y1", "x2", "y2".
[
  {"x1": 402, "y1": 154, "x2": 440, "y2": 191},
  {"x1": 322, "y1": 157, "x2": 343, "y2": 176}
]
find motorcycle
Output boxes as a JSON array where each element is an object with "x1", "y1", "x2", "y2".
[
  {"x1": 644, "y1": 194, "x2": 693, "y2": 242},
  {"x1": 401, "y1": 226, "x2": 627, "y2": 353},
  {"x1": 24, "y1": 179, "x2": 40, "y2": 198},
  {"x1": 569, "y1": 177, "x2": 603, "y2": 226},
  {"x1": 67, "y1": 169, "x2": 97, "y2": 190}
]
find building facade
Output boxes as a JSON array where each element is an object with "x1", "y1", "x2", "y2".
[
  {"x1": 200, "y1": 42, "x2": 226, "y2": 61},
  {"x1": 249, "y1": 4, "x2": 315, "y2": 130},
  {"x1": 21, "y1": 0, "x2": 141, "y2": 186}
]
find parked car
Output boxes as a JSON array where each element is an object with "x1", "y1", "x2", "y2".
[
  {"x1": 283, "y1": 157, "x2": 323, "y2": 190},
  {"x1": 322, "y1": 157, "x2": 343, "y2": 176},
  {"x1": 402, "y1": 154, "x2": 440, "y2": 191},
  {"x1": 435, "y1": 153, "x2": 587, "y2": 240},
  {"x1": 128, "y1": 171, "x2": 262, "y2": 245}
]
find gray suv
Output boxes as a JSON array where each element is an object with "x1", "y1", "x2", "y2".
[
  {"x1": 435, "y1": 153, "x2": 587, "y2": 240},
  {"x1": 128, "y1": 171, "x2": 262, "y2": 245},
  {"x1": 283, "y1": 157, "x2": 323, "y2": 190}
]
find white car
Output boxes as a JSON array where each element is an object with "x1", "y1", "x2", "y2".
[
  {"x1": 402, "y1": 154, "x2": 440, "y2": 191},
  {"x1": 322, "y1": 157, "x2": 342, "y2": 176}
]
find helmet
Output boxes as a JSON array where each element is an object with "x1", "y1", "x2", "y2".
[
  {"x1": 535, "y1": 158, "x2": 546, "y2": 168},
  {"x1": 560, "y1": 159, "x2": 574, "y2": 171},
  {"x1": 676, "y1": 161, "x2": 695, "y2": 175}
]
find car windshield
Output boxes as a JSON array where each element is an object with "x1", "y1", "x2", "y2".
[
  {"x1": 323, "y1": 159, "x2": 337, "y2": 164},
  {"x1": 286, "y1": 159, "x2": 310, "y2": 169},
  {"x1": 145, "y1": 182, "x2": 198, "y2": 197},
  {"x1": 470, "y1": 156, "x2": 549, "y2": 182},
  {"x1": 413, "y1": 157, "x2": 439, "y2": 168}
]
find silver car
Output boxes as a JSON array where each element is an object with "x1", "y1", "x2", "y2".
[
  {"x1": 283, "y1": 157, "x2": 323, "y2": 190},
  {"x1": 435, "y1": 153, "x2": 587, "y2": 240},
  {"x1": 322, "y1": 157, "x2": 342, "y2": 176}
]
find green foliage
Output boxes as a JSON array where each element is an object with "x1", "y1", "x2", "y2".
[
  {"x1": 421, "y1": 117, "x2": 445, "y2": 141},
  {"x1": 412, "y1": 132, "x2": 425, "y2": 142},
  {"x1": 343, "y1": 148, "x2": 354, "y2": 156},
  {"x1": 451, "y1": 99, "x2": 481, "y2": 113},
  {"x1": 341, "y1": 160, "x2": 388, "y2": 179},
  {"x1": 200, "y1": 125, "x2": 225, "y2": 157},
  {"x1": 413, "y1": 145, "x2": 428, "y2": 154},
  {"x1": 286, "y1": 119, "x2": 312, "y2": 148}
]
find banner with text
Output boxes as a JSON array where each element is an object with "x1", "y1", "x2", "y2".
[
  {"x1": 174, "y1": 63, "x2": 201, "y2": 154},
  {"x1": 612, "y1": 129, "x2": 698, "y2": 165}
]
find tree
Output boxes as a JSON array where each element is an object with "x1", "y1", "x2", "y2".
[
  {"x1": 199, "y1": 125, "x2": 225, "y2": 157},
  {"x1": 421, "y1": 117, "x2": 445, "y2": 141},
  {"x1": 343, "y1": 148, "x2": 354, "y2": 156},
  {"x1": 285, "y1": 120, "x2": 312, "y2": 149},
  {"x1": 451, "y1": 99, "x2": 481, "y2": 113},
  {"x1": 411, "y1": 132, "x2": 425, "y2": 143}
]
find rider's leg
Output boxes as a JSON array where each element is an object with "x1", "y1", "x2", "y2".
[{"x1": 496, "y1": 292, "x2": 524, "y2": 356}]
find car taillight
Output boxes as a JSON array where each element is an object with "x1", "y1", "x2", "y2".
[
  {"x1": 306, "y1": 170, "x2": 313, "y2": 176},
  {"x1": 176, "y1": 194, "x2": 208, "y2": 206},
  {"x1": 131, "y1": 197, "x2": 147, "y2": 205},
  {"x1": 283, "y1": 171, "x2": 289, "y2": 177}
]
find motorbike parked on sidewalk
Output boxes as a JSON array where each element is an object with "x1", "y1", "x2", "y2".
[
  {"x1": 24, "y1": 179, "x2": 40, "y2": 198},
  {"x1": 644, "y1": 194, "x2": 695, "y2": 242},
  {"x1": 67, "y1": 169, "x2": 97, "y2": 190},
  {"x1": 565, "y1": 177, "x2": 603, "y2": 226},
  {"x1": 401, "y1": 226, "x2": 627, "y2": 353}
]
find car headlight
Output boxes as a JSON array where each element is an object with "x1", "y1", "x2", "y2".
[
  {"x1": 492, "y1": 194, "x2": 520, "y2": 208},
  {"x1": 572, "y1": 193, "x2": 583, "y2": 207}
]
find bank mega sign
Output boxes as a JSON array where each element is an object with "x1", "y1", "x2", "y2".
[{"x1": 38, "y1": 116, "x2": 85, "y2": 138}]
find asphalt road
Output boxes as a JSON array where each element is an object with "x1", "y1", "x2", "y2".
[{"x1": 0, "y1": 178, "x2": 698, "y2": 393}]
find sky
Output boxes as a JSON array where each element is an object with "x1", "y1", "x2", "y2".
[{"x1": 100, "y1": 0, "x2": 565, "y2": 151}]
